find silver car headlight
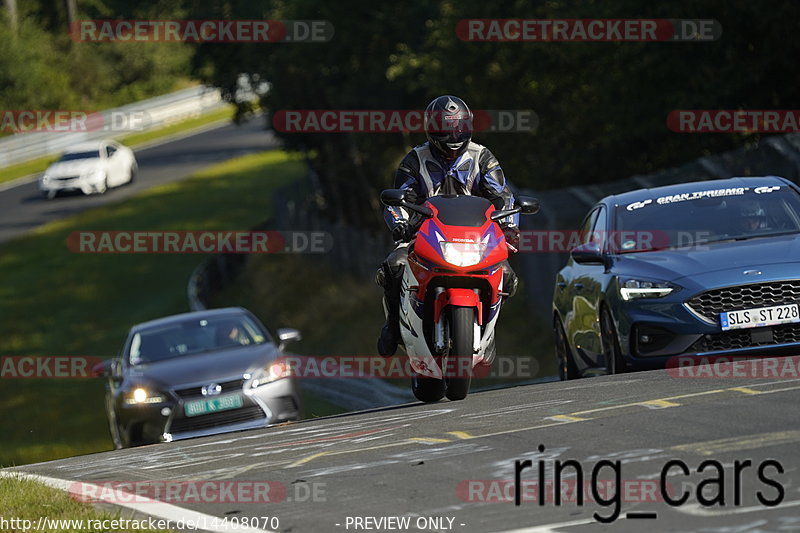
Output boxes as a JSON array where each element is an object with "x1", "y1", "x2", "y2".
[
  {"x1": 440, "y1": 241, "x2": 486, "y2": 267},
  {"x1": 124, "y1": 387, "x2": 166, "y2": 404},
  {"x1": 250, "y1": 359, "x2": 291, "y2": 388},
  {"x1": 619, "y1": 278, "x2": 677, "y2": 301}
]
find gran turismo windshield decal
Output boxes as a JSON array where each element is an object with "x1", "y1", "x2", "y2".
[
  {"x1": 657, "y1": 187, "x2": 748, "y2": 205},
  {"x1": 625, "y1": 185, "x2": 782, "y2": 211}
]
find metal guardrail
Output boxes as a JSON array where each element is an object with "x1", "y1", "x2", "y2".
[{"x1": 0, "y1": 86, "x2": 225, "y2": 168}]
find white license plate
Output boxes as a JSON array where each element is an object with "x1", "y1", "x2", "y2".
[{"x1": 720, "y1": 303, "x2": 800, "y2": 331}]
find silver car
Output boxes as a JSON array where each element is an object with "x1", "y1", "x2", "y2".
[{"x1": 98, "y1": 307, "x2": 303, "y2": 448}]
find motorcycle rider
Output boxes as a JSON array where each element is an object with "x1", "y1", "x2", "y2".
[{"x1": 376, "y1": 95, "x2": 520, "y2": 356}]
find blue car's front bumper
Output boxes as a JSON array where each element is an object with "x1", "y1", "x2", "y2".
[{"x1": 611, "y1": 279, "x2": 800, "y2": 371}]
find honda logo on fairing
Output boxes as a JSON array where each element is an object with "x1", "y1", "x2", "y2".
[{"x1": 201, "y1": 383, "x2": 222, "y2": 396}]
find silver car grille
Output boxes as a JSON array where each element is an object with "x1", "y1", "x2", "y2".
[
  {"x1": 172, "y1": 378, "x2": 246, "y2": 400},
  {"x1": 169, "y1": 405, "x2": 266, "y2": 433}
]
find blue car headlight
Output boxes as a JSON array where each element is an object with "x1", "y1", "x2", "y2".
[{"x1": 619, "y1": 278, "x2": 678, "y2": 301}]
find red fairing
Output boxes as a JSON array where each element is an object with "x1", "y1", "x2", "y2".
[
  {"x1": 434, "y1": 289, "x2": 483, "y2": 324},
  {"x1": 407, "y1": 200, "x2": 509, "y2": 320}
]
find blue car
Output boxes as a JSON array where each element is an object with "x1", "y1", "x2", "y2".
[{"x1": 552, "y1": 176, "x2": 800, "y2": 379}]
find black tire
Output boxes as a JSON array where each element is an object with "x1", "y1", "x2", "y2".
[
  {"x1": 445, "y1": 306, "x2": 474, "y2": 401},
  {"x1": 411, "y1": 373, "x2": 446, "y2": 403},
  {"x1": 105, "y1": 396, "x2": 124, "y2": 449},
  {"x1": 600, "y1": 308, "x2": 626, "y2": 375},
  {"x1": 554, "y1": 318, "x2": 580, "y2": 380}
]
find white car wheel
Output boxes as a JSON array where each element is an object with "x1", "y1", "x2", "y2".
[
  {"x1": 96, "y1": 176, "x2": 108, "y2": 194},
  {"x1": 128, "y1": 162, "x2": 137, "y2": 184}
]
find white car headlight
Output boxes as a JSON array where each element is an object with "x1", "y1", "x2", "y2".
[
  {"x1": 83, "y1": 168, "x2": 104, "y2": 179},
  {"x1": 124, "y1": 387, "x2": 166, "y2": 404},
  {"x1": 619, "y1": 278, "x2": 677, "y2": 301},
  {"x1": 440, "y1": 241, "x2": 486, "y2": 267}
]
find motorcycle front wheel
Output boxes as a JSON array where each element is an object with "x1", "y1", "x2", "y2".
[
  {"x1": 445, "y1": 306, "x2": 474, "y2": 401},
  {"x1": 411, "y1": 373, "x2": 445, "y2": 402}
]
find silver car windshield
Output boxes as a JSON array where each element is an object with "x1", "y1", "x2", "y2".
[{"x1": 129, "y1": 315, "x2": 268, "y2": 365}]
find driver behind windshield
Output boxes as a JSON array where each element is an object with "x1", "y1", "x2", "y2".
[
  {"x1": 737, "y1": 200, "x2": 768, "y2": 233},
  {"x1": 214, "y1": 320, "x2": 251, "y2": 347}
]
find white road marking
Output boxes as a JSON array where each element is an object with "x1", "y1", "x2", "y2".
[
  {"x1": 0, "y1": 471, "x2": 277, "y2": 533},
  {"x1": 677, "y1": 499, "x2": 800, "y2": 516},
  {"x1": 492, "y1": 517, "x2": 596, "y2": 532}
]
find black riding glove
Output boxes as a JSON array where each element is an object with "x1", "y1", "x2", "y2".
[
  {"x1": 392, "y1": 222, "x2": 414, "y2": 243},
  {"x1": 402, "y1": 187, "x2": 419, "y2": 205},
  {"x1": 501, "y1": 224, "x2": 520, "y2": 252}
]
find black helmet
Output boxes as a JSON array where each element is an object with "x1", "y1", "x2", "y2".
[{"x1": 424, "y1": 95, "x2": 473, "y2": 161}]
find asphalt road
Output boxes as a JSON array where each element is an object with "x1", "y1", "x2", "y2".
[
  {"x1": 0, "y1": 119, "x2": 279, "y2": 244},
  {"x1": 7, "y1": 368, "x2": 800, "y2": 533}
]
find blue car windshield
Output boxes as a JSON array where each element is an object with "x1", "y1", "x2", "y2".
[
  {"x1": 128, "y1": 315, "x2": 268, "y2": 365},
  {"x1": 614, "y1": 186, "x2": 800, "y2": 253}
]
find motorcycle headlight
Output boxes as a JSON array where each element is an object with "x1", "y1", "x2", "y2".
[
  {"x1": 440, "y1": 241, "x2": 486, "y2": 267},
  {"x1": 619, "y1": 278, "x2": 677, "y2": 301},
  {"x1": 124, "y1": 387, "x2": 166, "y2": 404},
  {"x1": 250, "y1": 360, "x2": 291, "y2": 388}
]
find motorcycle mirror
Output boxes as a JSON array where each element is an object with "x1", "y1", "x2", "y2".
[
  {"x1": 517, "y1": 196, "x2": 540, "y2": 215},
  {"x1": 490, "y1": 207, "x2": 521, "y2": 221},
  {"x1": 381, "y1": 189, "x2": 434, "y2": 218},
  {"x1": 381, "y1": 189, "x2": 406, "y2": 207}
]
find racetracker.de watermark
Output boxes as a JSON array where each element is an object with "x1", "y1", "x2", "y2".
[
  {"x1": 66, "y1": 231, "x2": 332, "y2": 254},
  {"x1": 268, "y1": 355, "x2": 539, "y2": 380},
  {"x1": 0, "y1": 356, "x2": 104, "y2": 379},
  {"x1": 666, "y1": 355, "x2": 800, "y2": 379},
  {"x1": 70, "y1": 20, "x2": 333, "y2": 43},
  {"x1": 271, "y1": 109, "x2": 538, "y2": 133},
  {"x1": 668, "y1": 110, "x2": 800, "y2": 133},
  {"x1": 0, "y1": 110, "x2": 151, "y2": 133},
  {"x1": 68, "y1": 480, "x2": 325, "y2": 504},
  {"x1": 457, "y1": 479, "x2": 668, "y2": 503},
  {"x1": 456, "y1": 19, "x2": 721, "y2": 42}
]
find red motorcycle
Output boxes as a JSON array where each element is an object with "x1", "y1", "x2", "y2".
[{"x1": 381, "y1": 190, "x2": 539, "y2": 401}]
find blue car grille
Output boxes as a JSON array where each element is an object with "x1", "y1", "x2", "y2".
[
  {"x1": 686, "y1": 280, "x2": 800, "y2": 322},
  {"x1": 688, "y1": 323, "x2": 800, "y2": 353}
]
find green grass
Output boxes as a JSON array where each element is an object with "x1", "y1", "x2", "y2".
[
  {"x1": 0, "y1": 105, "x2": 236, "y2": 185},
  {"x1": 0, "y1": 475, "x2": 171, "y2": 532},
  {"x1": 0, "y1": 150, "x2": 304, "y2": 467},
  {"x1": 117, "y1": 105, "x2": 235, "y2": 148}
]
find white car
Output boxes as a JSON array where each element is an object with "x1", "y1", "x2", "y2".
[{"x1": 39, "y1": 140, "x2": 137, "y2": 199}]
